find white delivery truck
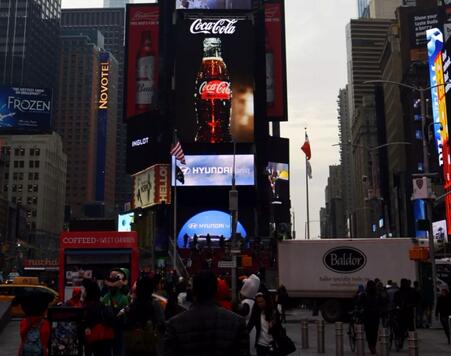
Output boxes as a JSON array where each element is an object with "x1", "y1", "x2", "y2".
[{"x1": 278, "y1": 238, "x2": 417, "y2": 322}]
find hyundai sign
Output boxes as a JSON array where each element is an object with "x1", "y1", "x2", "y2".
[
  {"x1": 172, "y1": 154, "x2": 254, "y2": 186},
  {"x1": 0, "y1": 86, "x2": 52, "y2": 131},
  {"x1": 177, "y1": 210, "x2": 247, "y2": 247}
]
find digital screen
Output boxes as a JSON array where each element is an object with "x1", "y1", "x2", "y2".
[
  {"x1": 0, "y1": 86, "x2": 52, "y2": 132},
  {"x1": 125, "y1": 4, "x2": 159, "y2": 120},
  {"x1": 172, "y1": 154, "x2": 254, "y2": 186},
  {"x1": 118, "y1": 213, "x2": 134, "y2": 232},
  {"x1": 176, "y1": 0, "x2": 253, "y2": 10},
  {"x1": 265, "y1": 0, "x2": 287, "y2": 121},
  {"x1": 175, "y1": 12, "x2": 255, "y2": 144},
  {"x1": 177, "y1": 210, "x2": 247, "y2": 247},
  {"x1": 433, "y1": 219, "x2": 448, "y2": 242},
  {"x1": 266, "y1": 161, "x2": 289, "y2": 202}
]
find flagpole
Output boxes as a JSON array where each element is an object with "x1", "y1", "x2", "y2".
[
  {"x1": 306, "y1": 153, "x2": 310, "y2": 240},
  {"x1": 173, "y1": 156, "x2": 177, "y2": 269}
]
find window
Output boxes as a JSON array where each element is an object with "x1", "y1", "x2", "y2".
[
  {"x1": 4, "y1": 173, "x2": 8, "y2": 180},
  {"x1": 27, "y1": 197, "x2": 32, "y2": 205},
  {"x1": 3, "y1": 185, "x2": 7, "y2": 192},
  {"x1": 32, "y1": 197, "x2": 37, "y2": 205},
  {"x1": 18, "y1": 184, "x2": 22, "y2": 193},
  {"x1": 35, "y1": 161, "x2": 40, "y2": 168},
  {"x1": 33, "y1": 185, "x2": 38, "y2": 193},
  {"x1": 35, "y1": 148, "x2": 40, "y2": 156},
  {"x1": 11, "y1": 197, "x2": 16, "y2": 203},
  {"x1": 19, "y1": 173, "x2": 23, "y2": 180},
  {"x1": 30, "y1": 148, "x2": 34, "y2": 156},
  {"x1": 34, "y1": 173, "x2": 39, "y2": 180},
  {"x1": 14, "y1": 161, "x2": 18, "y2": 168},
  {"x1": 32, "y1": 210, "x2": 37, "y2": 217},
  {"x1": 28, "y1": 185, "x2": 32, "y2": 192},
  {"x1": 28, "y1": 172, "x2": 33, "y2": 180},
  {"x1": 13, "y1": 173, "x2": 17, "y2": 180},
  {"x1": 29, "y1": 161, "x2": 34, "y2": 168},
  {"x1": 19, "y1": 161, "x2": 24, "y2": 168},
  {"x1": 14, "y1": 148, "x2": 20, "y2": 156}
]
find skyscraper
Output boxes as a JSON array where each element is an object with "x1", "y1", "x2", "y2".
[
  {"x1": 0, "y1": 0, "x2": 61, "y2": 88},
  {"x1": 358, "y1": 0, "x2": 370, "y2": 18},
  {"x1": 104, "y1": 0, "x2": 129, "y2": 7},
  {"x1": 61, "y1": 8, "x2": 130, "y2": 213},
  {"x1": 54, "y1": 29, "x2": 118, "y2": 218}
]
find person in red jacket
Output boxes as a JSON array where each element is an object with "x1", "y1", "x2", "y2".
[
  {"x1": 17, "y1": 291, "x2": 53, "y2": 356},
  {"x1": 216, "y1": 278, "x2": 232, "y2": 310},
  {"x1": 66, "y1": 287, "x2": 83, "y2": 308}
]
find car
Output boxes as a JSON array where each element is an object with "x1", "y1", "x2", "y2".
[{"x1": 0, "y1": 278, "x2": 58, "y2": 317}]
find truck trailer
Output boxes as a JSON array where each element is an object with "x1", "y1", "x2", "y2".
[{"x1": 278, "y1": 238, "x2": 417, "y2": 322}]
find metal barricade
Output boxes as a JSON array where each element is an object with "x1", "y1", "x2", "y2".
[
  {"x1": 317, "y1": 320, "x2": 325, "y2": 353},
  {"x1": 356, "y1": 324, "x2": 365, "y2": 356},
  {"x1": 335, "y1": 322, "x2": 344, "y2": 356},
  {"x1": 301, "y1": 319, "x2": 309, "y2": 349}
]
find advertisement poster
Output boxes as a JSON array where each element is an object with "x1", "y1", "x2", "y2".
[
  {"x1": 266, "y1": 161, "x2": 289, "y2": 202},
  {"x1": 265, "y1": 0, "x2": 287, "y2": 121},
  {"x1": 125, "y1": 4, "x2": 159, "y2": 120},
  {"x1": 132, "y1": 164, "x2": 171, "y2": 209},
  {"x1": 176, "y1": 0, "x2": 252, "y2": 9},
  {"x1": 0, "y1": 86, "x2": 52, "y2": 131},
  {"x1": 408, "y1": 9, "x2": 443, "y2": 60},
  {"x1": 172, "y1": 154, "x2": 254, "y2": 186},
  {"x1": 175, "y1": 12, "x2": 255, "y2": 143},
  {"x1": 177, "y1": 210, "x2": 247, "y2": 247},
  {"x1": 433, "y1": 220, "x2": 448, "y2": 242}
]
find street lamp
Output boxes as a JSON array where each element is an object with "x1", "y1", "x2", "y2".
[{"x1": 365, "y1": 79, "x2": 444, "y2": 318}]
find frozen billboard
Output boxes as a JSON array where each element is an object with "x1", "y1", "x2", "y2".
[{"x1": 0, "y1": 86, "x2": 52, "y2": 131}]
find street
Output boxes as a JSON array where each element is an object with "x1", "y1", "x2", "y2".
[{"x1": 0, "y1": 310, "x2": 450, "y2": 355}]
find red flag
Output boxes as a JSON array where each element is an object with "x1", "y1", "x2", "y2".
[
  {"x1": 170, "y1": 139, "x2": 186, "y2": 165},
  {"x1": 301, "y1": 132, "x2": 311, "y2": 160}
]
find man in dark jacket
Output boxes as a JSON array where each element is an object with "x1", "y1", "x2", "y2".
[
  {"x1": 436, "y1": 288, "x2": 451, "y2": 344},
  {"x1": 163, "y1": 270, "x2": 249, "y2": 356}
]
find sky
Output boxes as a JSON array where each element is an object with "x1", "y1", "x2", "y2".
[{"x1": 61, "y1": 0, "x2": 357, "y2": 239}]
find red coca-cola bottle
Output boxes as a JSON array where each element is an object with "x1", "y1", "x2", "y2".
[
  {"x1": 194, "y1": 37, "x2": 232, "y2": 143},
  {"x1": 136, "y1": 31, "x2": 155, "y2": 113}
]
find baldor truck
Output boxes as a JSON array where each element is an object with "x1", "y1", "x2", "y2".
[{"x1": 278, "y1": 238, "x2": 417, "y2": 322}]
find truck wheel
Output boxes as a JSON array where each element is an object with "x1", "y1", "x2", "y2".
[{"x1": 321, "y1": 299, "x2": 343, "y2": 322}]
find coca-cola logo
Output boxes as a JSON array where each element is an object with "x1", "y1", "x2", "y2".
[
  {"x1": 133, "y1": 11, "x2": 153, "y2": 20},
  {"x1": 190, "y1": 19, "x2": 238, "y2": 35},
  {"x1": 199, "y1": 80, "x2": 231, "y2": 100}
]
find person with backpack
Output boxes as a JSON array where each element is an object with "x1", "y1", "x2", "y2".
[
  {"x1": 120, "y1": 276, "x2": 165, "y2": 355},
  {"x1": 82, "y1": 279, "x2": 115, "y2": 356},
  {"x1": 18, "y1": 290, "x2": 53, "y2": 356}
]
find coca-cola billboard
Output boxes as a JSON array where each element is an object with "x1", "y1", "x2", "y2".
[
  {"x1": 125, "y1": 4, "x2": 159, "y2": 121},
  {"x1": 175, "y1": 12, "x2": 255, "y2": 143},
  {"x1": 176, "y1": 0, "x2": 253, "y2": 10},
  {"x1": 265, "y1": 0, "x2": 287, "y2": 121}
]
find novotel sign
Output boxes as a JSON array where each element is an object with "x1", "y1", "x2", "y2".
[{"x1": 98, "y1": 52, "x2": 110, "y2": 110}]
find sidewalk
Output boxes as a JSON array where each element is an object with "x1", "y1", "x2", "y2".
[{"x1": 284, "y1": 309, "x2": 450, "y2": 356}]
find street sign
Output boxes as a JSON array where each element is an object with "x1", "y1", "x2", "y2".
[{"x1": 218, "y1": 260, "x2": 236, "y2": 268}]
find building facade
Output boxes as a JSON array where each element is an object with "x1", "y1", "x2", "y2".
[
  {"x1": 368, "y1": 0, "x2": 402, "y2": 19},
  {"x1": 0, "y1": 0, "x2": 61, "y2": 88},
  {"x1": 0, "y1": 133, "x2": 66, "y2": 258},
  {"x1": 61, "y1": 8, "x2": 130, "y2": 213},
  {"x1": 323, "y1": 165, "x2": 347, "y2": 238},
  {"x1": 54, "y1": 29, "x2": 118, "y2": 219},
  {"x1": 104, "y1": 0, "x2": 129, "y2": 7}
]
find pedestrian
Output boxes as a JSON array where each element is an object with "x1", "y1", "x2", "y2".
[
  {"x1": 360, "y1": 280, "x2": 382, "y2": 354},
  {"x1": 435, "y1": 288, "x2": 451, "y2": 344},
  {"x1": 394, "y1": 278, "x2": 417, "y2": 332},
  {"x1": 183, "y1": 233, "x2": 189, "y2": 249},
  {"x1": 18, "y1": 290, "x2": 53, "y2": 356},
  {"x1": 247, "y1": 292, "x2": 282, "y2": 356},
  {"x1": 219, "y1": 235, "x2": 225, "y2": 249},
  {"x1": 66, "y1": 287, "x2": 83, "y2": 308},
  {"x1": 82, "y1": 279, "x2": 115, "y2": 356},
  {"x1": 216, "y1": 277, "x2": 232, "y2": 310},
  {"x1": 413, "y1": 281, "x2": 424, "y2": 328},
  {"x1": 163, "y1": 270, "x2": 249, "y2": 356},
  {"x1": 121, "y1": 276, "x2": 165, "y2": 355},
  {"x1": 276, "y1": 285, "x2": 289, "y2": 323},
  {"x1": 206, "y1": 233, "x2": 211, "y2": 249}
]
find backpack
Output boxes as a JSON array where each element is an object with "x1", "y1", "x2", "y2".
[{"x1": 21, "y1": 320, "x2": 44, "y2": 356}]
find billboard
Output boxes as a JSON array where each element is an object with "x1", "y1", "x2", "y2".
[
  {"x1": 125, "y1": 4, "x2": 159, "y2": 121},
  {"x1": 172, "y1": 154, "x2": 254, "y2": 186},
  {"x1": 177, "y1": 209, "x2": 247, "y2": 247},
  {"x1": 132, "y1": 164, "x2": 171, "y2": 209},
  {"x1": 126, "y1": 114, "x2": 167, "y2": 174},
  {"x1": 265, "y1": 0, "x2": 287, "y2": 121},
  {"x1": 176, "y1": 0, "x2": 253, "y2": 9},
  {"x1": 266, "y1": 161, "x2": 289, "y2": 202},
  {"x1": 175, "y1": 12, "x2": 255, "y2": 143},
  {"x1": 408, "y1": 9, "x2": 444, "y2": 61},
  {"x1": 433, "y1": 219, "x2": 448, "y2": 242},
  {"x1": 0, "y1": 86, "x2": 52, "y2": 131},
  {"x1": 118, "y1": 212, "x2": 134, "y2": 232},
  {"x1": 427, "y1": 28, "x2": 451, "y2": 234}
]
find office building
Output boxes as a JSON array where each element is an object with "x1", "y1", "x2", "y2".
[
  {"x1": 323, "y1": 165, "x2": 347, "y2": 238},
  {"x1": 0, "y1": 0, "x2": 61, "y2": 88},
  {"x1": 104, "y1": 0, "x2": 129, "y2": 7},
  {"x1": 61, "y1": 8, "x2": 130, "y2": 213},
  {"x1": 0, "y1": 133, "x2": 66, "y2": 258},
  {"x1": 358, "y1": 0, "x2": 370, "y2": 18},
  {"x1": 54, "y1": 29, "x2": 118, "y2": 219},
  {"x1": 368, "y1": 0, "x2": 402, "y2": 19}
]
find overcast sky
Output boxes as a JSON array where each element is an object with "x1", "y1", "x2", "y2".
[{"x1": 62, "y1": 0, "x2": 357, "y2": 239}]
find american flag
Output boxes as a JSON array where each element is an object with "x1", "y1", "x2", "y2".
[{"x1": 170, "y1": 140, "x2": 186, "y2": 165}]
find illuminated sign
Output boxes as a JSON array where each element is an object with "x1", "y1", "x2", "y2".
[
  {"x1": 131, "y1": 137, "x2": 149, "y2": 147},
  {"x1": 0, "y1": 86, "x2": 52, "y2": 131},
  {"x1": 427, "y1": 27, "x2": 451, "y2": 235},
  {"x1": 118, "y1": 212, "x2": 134, "y2": 232},
  {"x1": 177, "y1": 210, "x2": 247, "y2": 247},
  {"x1": 99, "y1": 53, "x2": 110, "y2": 110},
  {"x1": 172, "y1": 154, "x2": 254, "y2": 186}
]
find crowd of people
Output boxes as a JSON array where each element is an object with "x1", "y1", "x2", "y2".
[
  {"x1": 16, "y1": 268, "x2": 294, "y2": 356},
  {"x1": 352, "y1": 278, "x2": 451, "y2": 354}
]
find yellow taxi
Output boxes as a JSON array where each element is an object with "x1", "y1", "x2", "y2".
[{"x1": 0, "y1": 277, "x2": 59, "y2": 317}]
